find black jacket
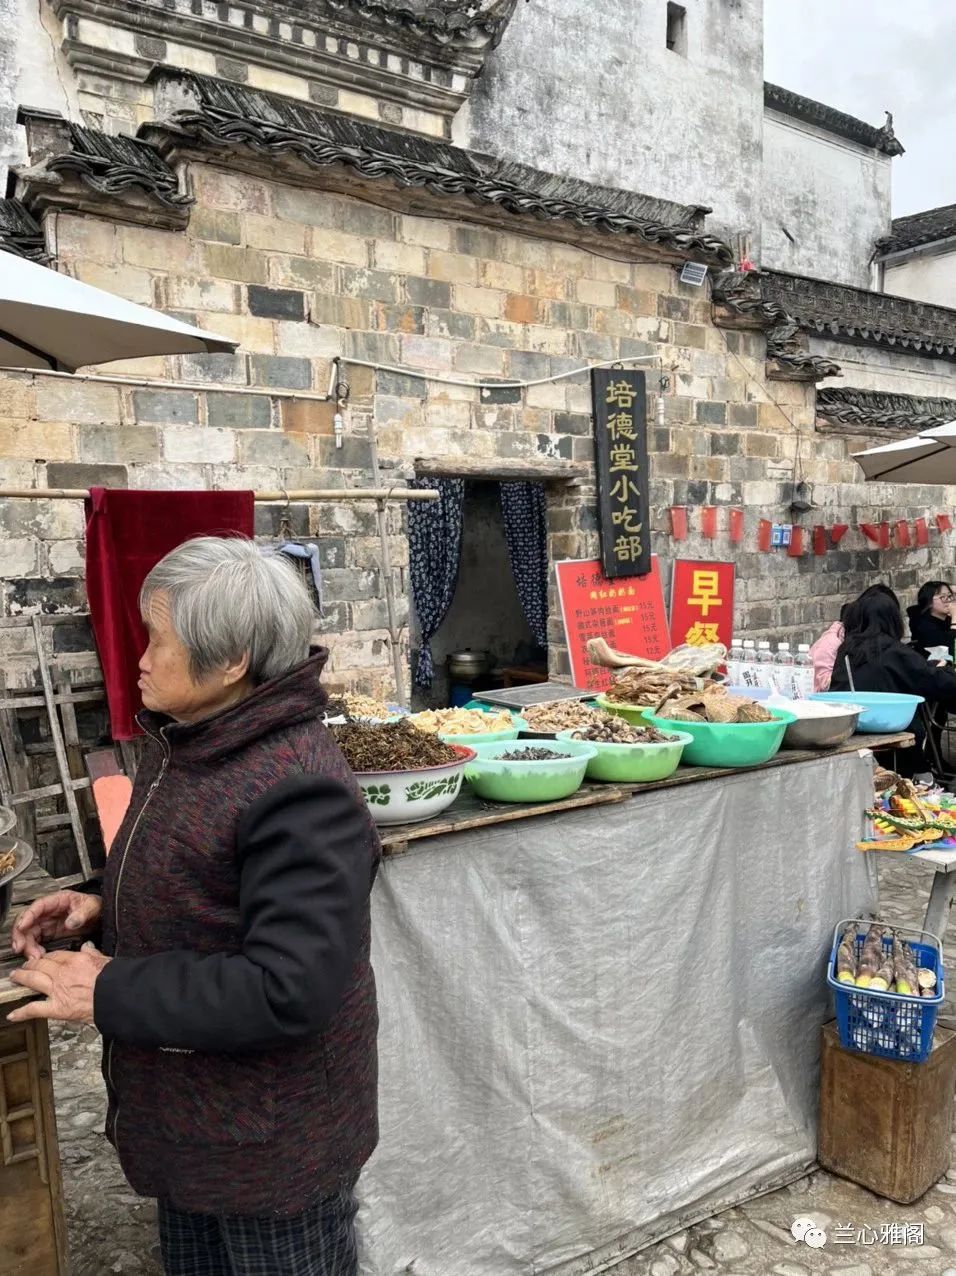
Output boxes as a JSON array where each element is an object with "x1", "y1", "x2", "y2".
[
  {"x1": 907, "y1": 605, "x2": 956, "y2": 661},
  {"x1": 831, "y1": 634, "x2": 956, "y2": 712}
]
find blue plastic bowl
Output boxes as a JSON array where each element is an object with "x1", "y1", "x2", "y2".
[{"x1": 810, "y1": 691, "x2": 922, "y2": 733}]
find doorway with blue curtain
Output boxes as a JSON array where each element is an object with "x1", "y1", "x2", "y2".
[{"x1": 407, "y1": 476, "x2": 549, "y2": 709}]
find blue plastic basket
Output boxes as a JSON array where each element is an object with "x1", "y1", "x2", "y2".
[{"x1": 827, "y1": 920, "x2": 944, "y2": 1064}]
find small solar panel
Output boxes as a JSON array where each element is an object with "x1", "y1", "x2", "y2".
[
  {"x1": 474, "y1": 683, "x2": 594, "y2": 709},
  {"x1": 679, "y1": 261, "x2": 709, "y2": 287}
]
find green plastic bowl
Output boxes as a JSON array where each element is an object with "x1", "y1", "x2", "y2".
[
  {"x1": 556, "y1": 729, "x2": 693, "y2": 783},
  {"x1": 644, "y1": 708, "x2": 796, "y2": 769},
  {"x1": 595, "y1": 693, "x2": 654, "y2": 725},
  {"x1": 464, "y1": 738, "x2": 596, "y2": 803}
]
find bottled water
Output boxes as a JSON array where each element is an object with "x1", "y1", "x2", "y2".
[
  {"x1": 727, "y1": 637, "x2": 745, "y2": 685},
  {"x1": 755, "y1": 641, "x2": 774, "y2": 689},
  {"x1": 775, "y1": 642, "x2": 794, "y2": 697},
  {"x1": 792, "y1": 644, "x2": 814, "y2": 699},
  {"x1": 739, "y1": 640, "x2": 758, "y2": 689}
]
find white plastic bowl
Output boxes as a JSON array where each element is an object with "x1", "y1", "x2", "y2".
[{"x1": 356, "y1": 746, "x2": 475, "y2": 826}]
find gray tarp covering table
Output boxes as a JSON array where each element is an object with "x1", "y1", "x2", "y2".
[{"x1": 358, "y1": 750, "x2": 877, "y2": 1275}]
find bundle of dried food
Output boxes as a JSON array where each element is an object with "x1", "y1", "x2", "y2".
[
  {"x1": 655, "y1": 682, "x2": 773, "y2": 724},
  {"x1": 603, "y1": 665, "x2": 698, "y2": 705},
  {"x1": 522, "y1": 701, "x2": 602, "y2": 733},
  {"x1": 332, "y1": 720, "x2": 459, "y2": 772},
  {"x1": 569, "y1": 718, "x2": 677, "y2": 745},
  {"x1": 411, "y1": 707, "x2": 514, "y2": 736},
  {"x1": 0, "y1": 847, "x2": 16, "y2": 877},
  {"x1": 587, "y1": 637, "x2": 726, "y2": 678}
]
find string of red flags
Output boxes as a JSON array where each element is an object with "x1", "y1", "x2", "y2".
[{"x1": 665, "y1": 507, "x2": 955, "y2": 556}]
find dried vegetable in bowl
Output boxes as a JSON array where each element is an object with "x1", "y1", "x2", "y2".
[
  {"x1": 654, "y1": 682, "x2": 772, "y2": 724},
  {"x1": 522, "y1": 701, "x2": 602, "y2": 733},
  {"x1": 332, "y1": 720, "x2": 459, "y2": 772},
  {"x1": 0, "y1": 847, "x2": 16, "y2": 876},
  {"x1": 411, "y1": 708, "x2": 514, "y2": 736},
  {"x1": 344, "y1": 693, "x2": 398, "y2": 720},
  {"x1": 498, "y1": 748, "x2": 566, "y2": 762},
  {"x1": 569, "y1": 719, "x2": 677, "y2": 744}
]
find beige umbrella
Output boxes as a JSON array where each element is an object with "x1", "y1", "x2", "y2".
[
  {"x1": 0, "y1": 249, "x2": 236, "y2": 371},
  {"x1": 853, "y1": 423, "x2": 956, "y2": 484}
]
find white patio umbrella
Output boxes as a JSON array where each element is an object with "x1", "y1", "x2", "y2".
[
  {"x1": 0, "y1": 250, "x2": 236, "y2": 371},
  {"x1": 854, "y1": 421, "x2": 956, "y2": 484}
]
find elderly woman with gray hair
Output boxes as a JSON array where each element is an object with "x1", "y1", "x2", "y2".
[{"x1": 9, "y1": 536, "x2": 381, "y2": 1276}]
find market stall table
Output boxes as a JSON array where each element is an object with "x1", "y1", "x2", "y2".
[{"x1": 357, "y1": 733, "x2": 909, "y2": 1276}]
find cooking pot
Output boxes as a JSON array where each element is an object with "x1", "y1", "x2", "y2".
[{"x1": 448, "y1": 649, "x2": 492, "y2": 681}]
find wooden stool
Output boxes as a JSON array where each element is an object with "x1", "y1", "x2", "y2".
[
  {"x1": 818, "y1": 1019, "x2": 956, "y2": 1204},
  {"x1": 0, "y1": 983, "x2": 69, "y2": 1275}
]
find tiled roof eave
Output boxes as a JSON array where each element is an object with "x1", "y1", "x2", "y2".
[{"x1": 146, "y1": 70, "x2": 734, "y2": 265}]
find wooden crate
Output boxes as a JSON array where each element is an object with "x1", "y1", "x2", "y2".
[{"x1": 818, "y1": 1019, "x2": 956, "y2": 1204}]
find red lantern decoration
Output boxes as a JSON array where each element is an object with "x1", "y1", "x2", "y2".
[
  {"x1": 788, "y1": 526, "x2": 805, "y2": 557},
  {"x1": 700, "y1": 506, "x2": 717, "y2": 539},
  {"x1": 859, "y1": 523, "x2": 880, "y2": 546},
  {"x1": 729, "y1": 508, "x2": 744, "y2": 543},
  {"x1": 831, "y1": 524, "x2": 849, "y2": 546},
  {"x1": 915, "y1": 517, "x2": 929, "y2": 546},
  {"x1": 937, "y1": 514, "x2": 953, "y2": 534},
  {"x1": 669, "y1": 506, "x2": 688, "y2": 541},
  {"x1": 895, "y1": 520, "x2": 911, "y2": 548},
  {"x1": 878, "y1": 522, "x2": 890, "y2": 550},
  {"x1": 813, "y1": 525, "x2": 827, "y2": 556},
  {"x1": 757, "y1": 519, "x2": 772, "y2": 552}
]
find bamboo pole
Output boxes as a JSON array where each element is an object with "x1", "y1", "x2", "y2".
[{"x1": 0, "y1": 488, "x2": 438, "y2": 502}]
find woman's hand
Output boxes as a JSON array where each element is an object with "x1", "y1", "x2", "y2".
[
  {"x1": 11, "y1": 891, "x2": 102, "y2": 960},
  {"x1": 7, "y1": 943, "x2": 111, "y2": 1025}
]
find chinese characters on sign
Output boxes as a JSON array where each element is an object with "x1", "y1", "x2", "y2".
[
  {"x1": 669, "y1": 560, "x2": 736, "y2": 650},
  {"x1": 555, "y1": 556, "x2": 669, "y2": 692},
  {"x1": 591, "y1": 369, "x2": 650, "y2": 578}
]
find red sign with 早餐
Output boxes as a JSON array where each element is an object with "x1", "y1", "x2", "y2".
[
  {"x1": 555, "y1": 556, "x2": 670, "y2": 693},
  {"x1": 669, "y1": 560, "x2": 736, "y2": 650}
]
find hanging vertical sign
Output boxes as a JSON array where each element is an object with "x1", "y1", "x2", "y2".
[
  {"x1": 591, "y1": 368, "x2": 650, "y2": 578},
  {"x1": 669, "y1": 560, "x2": 736, "y2": 650}
]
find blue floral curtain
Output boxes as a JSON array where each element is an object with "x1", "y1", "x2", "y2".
[
  {"x1": 408, "y1": 476, "x2": 466, "y2": 687},
  {"x1": 499, "y1": 481, "x2": 548, "y2": 649}
]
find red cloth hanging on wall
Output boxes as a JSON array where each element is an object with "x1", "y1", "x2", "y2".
[{"x1": 85, "y1": 488, "x2": 255, "y2": 739}]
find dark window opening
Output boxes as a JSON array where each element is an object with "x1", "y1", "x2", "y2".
[{"x1": 666, "y1": 2, "x2": 687, "y2": 55}]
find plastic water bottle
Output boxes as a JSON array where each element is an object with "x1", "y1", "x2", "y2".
[
  {"x1": 727, "y1": 637, "x2": 745, "y2": 686},
  {"x1": 792, "y1": 644, "x2": 814, "y2": 698},
  {"x1": 774, "y1": 642, "x2": 794, "y2": 697},
  {"x1": 755, "y1": 641, "x2": 774, "y2": 689},
  {"x1": 739, "y1": 640, "x2": 758, "y2": 689}
]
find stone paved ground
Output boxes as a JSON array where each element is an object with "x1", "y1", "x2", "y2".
[{"x1": 52, "y1": 855, "x2": 956, "y2": 1276}]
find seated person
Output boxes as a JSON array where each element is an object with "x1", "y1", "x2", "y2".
[
  {"x1": 908, "y1": 580, "x2": 956, "y2": 662},
  {"x1": 831, "y1": 590, "x2": 956, "y2": 777},
  {"x1": 811, "y1": 585, "x2": 900, "y2": 692}
]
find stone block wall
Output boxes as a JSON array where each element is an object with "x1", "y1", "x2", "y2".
[{"x1": 2, "y1": 165, "x2": 956, "y2": 692}]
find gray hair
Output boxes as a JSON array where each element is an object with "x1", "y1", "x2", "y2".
[{"x1": 140, "y1": 537, "x2": 315, "y2": 684}]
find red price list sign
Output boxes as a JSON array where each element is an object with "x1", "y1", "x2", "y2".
[{"x1": 555, "y1": 557, "x2": 670, "y2": 692}]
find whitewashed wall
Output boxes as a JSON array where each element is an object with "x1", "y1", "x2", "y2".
[
  {"x1": 885, "y1": 250, "x2": 956, "y2": 308},
  {"x1": 761, "y1": 112, "x2": 892, "y2": 288},
  {"x1": 815, "y1": 339, "x2": 956, "y2": 400},
  {"x1": 0, "y1": 0, "x2": 75, "y2": 186},
  {"x1": 460, "y1": 0, "x2": 765, "y2": 248}
]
